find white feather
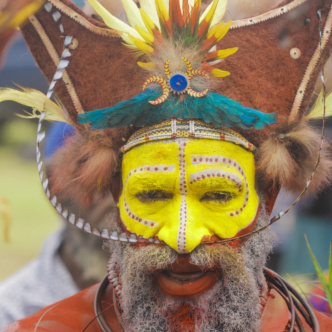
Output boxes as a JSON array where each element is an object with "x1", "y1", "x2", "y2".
[
  {"x1": 87, "y1": 0, "x2": 141, "y2": 41},
  {"x1": 306, "y1": 89, "x2": 332, "y2": 120},
  {"x1": 121, "y1": 0, "x2": 146, "y2": 29},
  {"x1": 188, "y1": 0, "x2": 195, "y2": 9},
  {"x1": 178, "y1": 0, "x2": 196, "y2": 12},
  {"x1": 164, "y1": 0, "x2": 170, "y2": 13},
  {"x1": 200, "y1": 0, "x2": 227, "y2": 25}
]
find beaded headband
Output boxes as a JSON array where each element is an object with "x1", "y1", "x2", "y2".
[{"x1": 123, "y1": 119, "x2": 255, "y2": 153}]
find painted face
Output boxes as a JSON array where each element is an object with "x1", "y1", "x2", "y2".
[{"x1": 119, "y1": 138, "x2": 259, "y2": 253}]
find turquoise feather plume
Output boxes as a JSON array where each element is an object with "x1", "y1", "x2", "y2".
[{"x1": 78, "y1": 88, "x2": 277, "y2": 130}]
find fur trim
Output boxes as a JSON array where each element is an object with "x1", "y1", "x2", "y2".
[
  {"x1": 255, "y1": 121, "x2": 332, "y2": 195},
  {"x1": 48, "y1": 127, "x2": 134, "y2": 205}
]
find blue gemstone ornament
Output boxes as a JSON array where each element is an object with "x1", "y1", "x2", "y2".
[{"x1": 170, "y1": 74, "x2": 188, "y2": 92}]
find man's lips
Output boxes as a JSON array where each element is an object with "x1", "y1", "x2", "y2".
[{"x1": 155, "y1": 256, "x2": 219, "y2": 297}]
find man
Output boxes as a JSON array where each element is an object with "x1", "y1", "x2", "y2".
[{"x1": 2, "y1": 0, "x2": 332, "y2": 331}]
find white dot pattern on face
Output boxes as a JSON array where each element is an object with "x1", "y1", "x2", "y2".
[
  {"x1": 124, "y1": 165, "x2": 175, "y2": 228},
  {"x1": 177, "y1": 140, "x2": 188, "y2": 254},
  {"x1": 191, "y1": 156, "x2": 249, "y2": 217}
]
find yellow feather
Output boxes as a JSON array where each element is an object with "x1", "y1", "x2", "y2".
[
  {"x1": 128, "y1": 35, "x2": 154, "y2": 54},
  {"x1": 121, "y1": 0, "x2": 145, "y2": 29},
  {"x1": 155, "y1": 0, "x2": 170, "y2": 22},
  {"x1": 139, "y1": 0, "x2": 160, "y2": 29},
  {"x1": 207, "y1": 20, "x2": 224, "y2": 39},
  {"x1": 137, "y1": 61, "x2": 157, "y2": 71},
  {"x1": 0, "y1": 87, "x2": 70, "y2": 123},
  {"x1": 200, "y1": 0, "x2": 227, "y2": 25},
  {"x1": 306, "y1": 89, "x2": 332, "y2": 120},
  {"x1": 87, "y1": 0, "x2": 141, "y2": 40},
  {"x1": 206, "y1": 47, "x2": 238, "y2": 62},
  {"x1": 216, "y1": 20, "x2": 232, "y2": 41},
  {"x1": 216, "y1": 47, "x2": 238, "y2": 58},
  {"x1": 136, "y1": 25, "x2": 155, "y2": 44},
  {"x1": 1, "y1": 1, "x2": 43, "y2": 30},
  {"x1": 140, "y1": 8, "x2": 157, "y2": 34},
  {"x1": 211, "y1": 68, "x2": 230, "y2": 77}
]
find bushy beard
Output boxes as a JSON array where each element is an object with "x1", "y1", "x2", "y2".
[{"x1": 105, "y1": 207, "x2": 276, "y2": 332}]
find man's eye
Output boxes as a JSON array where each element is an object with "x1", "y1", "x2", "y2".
[
  {"x1": 136, "y1": 190, "x2": 174, "y2": 203},
  {"x1": 200, "y1": 191, "x2": 234, "y2": 203}
]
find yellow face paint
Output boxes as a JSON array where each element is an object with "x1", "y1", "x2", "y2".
[{"x1": 119, "y1": 138, "x2": 259, "y2": 253}]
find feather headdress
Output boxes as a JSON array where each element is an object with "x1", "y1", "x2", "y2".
[{"x1": 78, "y1": 0, "x2": 277, "y2": 130}]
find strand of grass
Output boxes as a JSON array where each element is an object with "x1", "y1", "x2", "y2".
[
  {"x1": 291, "y1": 273, "x2": 317, "y2": 278},
  {"x1": 306, "y1": 293, "x2": 329, "y2": 302},
  {"x1": 298, "y1": 280, "x2": 326, "y2": 292},
  {"x1": 305, "y1": 235, "x2": 332, "y2": 310},
  {"x1": 287, "y1": 273, "x2": 312, "y2": 307},
  {"x1": 329, "y1": 243, "x2": 332, "y2": 295},
  {"x1": 308, "y1": 284, "x2": 325, "y2": 292},
  {"x1": 303, "y1": 280, "x2": 327, "y2": 284}
]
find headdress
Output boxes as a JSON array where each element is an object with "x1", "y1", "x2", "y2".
[{"x1": 1, "y1": 0, "x2": 332, "y2": 244}]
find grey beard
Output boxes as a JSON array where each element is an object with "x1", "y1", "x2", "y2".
[{"x1": 106, "y1": 207, "x2": 276, "y2": 332}]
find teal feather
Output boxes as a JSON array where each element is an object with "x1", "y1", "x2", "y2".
[{"x1": 78, "y1": 87, "x2": 277, "y2": 130}]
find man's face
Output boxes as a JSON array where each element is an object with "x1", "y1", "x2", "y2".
[
  {"x1": 119, "y1": 138, "x2": 260, "y2": 253},
  {"x1": 109, "y1": 138, "x2": 275, "y2": 331}
]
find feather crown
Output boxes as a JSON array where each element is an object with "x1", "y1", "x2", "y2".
[{"x1": 78, "y1": 0, "x2": 277, "y2": 130}]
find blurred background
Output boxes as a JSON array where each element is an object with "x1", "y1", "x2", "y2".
[{"x1": 0, "y1": 31, "x2": 59, "y2": 281}]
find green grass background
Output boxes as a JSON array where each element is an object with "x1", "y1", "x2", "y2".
[{"x1": 0, "y1": 119, "x2": 58, "y2": 281}]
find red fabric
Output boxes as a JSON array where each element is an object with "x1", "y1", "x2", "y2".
[
  {"x1": 2, "y1": 284, "x2": 103, "y2": 332},
  {"x1": 3, "y1": 283, "x2": 332, "y2": 331}
]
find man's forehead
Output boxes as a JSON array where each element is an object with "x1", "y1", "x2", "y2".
[{"x1": 122, "y1": 138, "x2": 254, "y2": 169}]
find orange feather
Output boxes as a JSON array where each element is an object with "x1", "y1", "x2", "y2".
[
  {"x1": 198, "y1": 0, "x2": 218, "y2": 40},
  {"x1": 182, "y1": 0, "x2": 190, "y2": 26},
  {"x1": 156, "y1": 0, "x2": 173, "y2": 35},
  {"x1": 170, "y1": 0, "x2": 184, "y2": 27},
  {"x1": 190, "y1": 0, "x2": 201, "y2": 33},
  {"x1": 201, "y1": 35, "x2": 218, "y2": 53}
]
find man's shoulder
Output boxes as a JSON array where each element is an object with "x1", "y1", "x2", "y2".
[{"x1": 2, "y1": 283, "x2": 101, "y2": 332}]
